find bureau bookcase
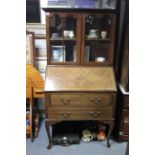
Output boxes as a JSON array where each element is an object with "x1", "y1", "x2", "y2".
[{"x1": 43, "y1": 7, "x2": 117, "y2": 149}]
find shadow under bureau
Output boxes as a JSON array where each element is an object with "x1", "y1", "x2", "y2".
[{"x1": 44, "y1": 66, "x2": 117, "y2": 149}]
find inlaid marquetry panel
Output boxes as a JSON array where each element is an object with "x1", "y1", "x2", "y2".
[{"x1": 45, "y1": 66, "x2": 117, "y2": 92}]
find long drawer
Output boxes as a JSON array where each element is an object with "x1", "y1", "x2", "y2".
[
  {"x1": 47, "y1": 108, "x2": 114, "y2": 120},
  {"x1": 121, "y1": 110, "x2": 129, "y2": 135},
  {"x1": 46, "y1": 93, "x2": 116, "y2": 108}
]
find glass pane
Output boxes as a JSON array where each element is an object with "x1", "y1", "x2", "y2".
[
  {"x1": 84, "y1": 14, "x2": 113, "y2": 63},
  {"x1": 50, "y1": 14, "x2": 77, "y2": 63},
  {"x1": 51, "y1": 45, "x2": 65, "y2": 62},
  {"x1": 85, "y1": 14, "x2": 113, "y2": 38},
  {"x1": 84, "y1": 42, "x2": 110, "y2": 62}
]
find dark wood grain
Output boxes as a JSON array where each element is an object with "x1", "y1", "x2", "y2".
[
  {"x1": 45, "y1": 11, "x2": 116, "y2": 66},
  {"x1": 44, "y1": 66, "x2": 117, "y2": 148},
  {"x1": 43, "y1": 7, "x2": 118, "y2": 149}
]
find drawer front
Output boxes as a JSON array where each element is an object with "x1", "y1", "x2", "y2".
[
  {"x1": 119, "y1": 134, "x2": 129, "y2": 141},
  {"x1": 47, "y1": 108, "x2": 113, "y2": 120},
  {"x1": 123, "y1": 95, "x2": 129, "y2": 109},
  {"x1": 48, "y1": 93, "x2": 115, "y2": 108},
  {"x1": 49, "y1": 94, "x2": 80, "y2": 107},
  {"x1": 82, "y1": 94, "x2": 113, "y2": 106},
  {"x1": 123, "y1": 117, "x2": 129, "y2": 134},
  {"x1": 121, "y1": 111, "x2": 129, "y2": 135}
]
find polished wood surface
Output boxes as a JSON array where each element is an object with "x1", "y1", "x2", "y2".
[
  {"x1": 119, "y1": 94, "x2": 129, "y2": 141},
  {"x1": 26, "y1": 64, "x2": 44, "y2": 98},
  {"x1": 44, "y1": 66, "x2": 117, "y2": 149},
  {"x1": 42, "y1": 8, "x2": 117, "y2": 13},
  {"x1": 48, "y1": 93, "x2": 115, "y2": 107},
  {"x1": 47, "y1": 108, "x2": 113, "y2": 120},
  {"x1": 26, "y1": 64, "x2": 44, "y2": 141},
  {"x1": 113, "y1": 84, "x2": 129, "y2": 142},
  {"x1": 45, "y1": 66, "x2": 117, "y2": 92},
  {"x1": 45, "y1": 11, "x2": 116, "y2": 66},
  {"x1": 43, "y1": 8, "x2": 118, "y2": 149},
  {"x1": 120, "y1": 26, "x2": 129, "y2": 92}
]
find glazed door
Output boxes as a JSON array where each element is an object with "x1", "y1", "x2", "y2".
[
  {"x1": 81, "y1": 13, "x2": 116, "y2": 65},
  {"x1": 46, "y1": 12, "x2": 81, "y2": 65}
]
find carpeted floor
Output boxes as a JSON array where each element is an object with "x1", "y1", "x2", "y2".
[{"x1": 26, "y1": 120, "x2": 127, "y2": 155}]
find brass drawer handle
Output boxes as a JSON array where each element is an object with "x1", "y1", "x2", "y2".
[
  {"x1": 90, "y1": 111, "x2": 100, "y2": 118},
  {"x1": 95, "y1": 97, "x2": 102, "y2": 104},
  {"x1": 91, "y1": 97, "x2": 102, "y2": 104},
  {"x1": 123, "y1": 109, "x2": 128, "y2": 112},
  {"x1": 60, "y1": 112, "x2": 71, "y2": 118},
  {"x1": 97, "y1": 97, "x2": 101, "y2": 102},
  {"x1": 90, "y1": 98, "x2": 95, "y2": 102},
  {"x1": 60, "y1": 98, "x2": 70, "y2": 105}
]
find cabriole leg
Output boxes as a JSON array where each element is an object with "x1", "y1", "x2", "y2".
[
  {"x1": 45, "y1": 121, "x2": 52, "y2": 149},
  {"x1": 107, "y1": 122, "x2": 114, "y2": 148}
]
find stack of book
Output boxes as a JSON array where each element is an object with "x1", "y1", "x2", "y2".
[
  {"x1": 26, "y1": 111, "x2": 30, "y2": 136},
  {"x1": 33, "y1": 113, "x2": 39, "y2": 138},
  {"x1": 47, "y1": 0, "x2": 72, "y2": 8},
  {"x1": 26, "y1": 111, "x2": 40, "y2": 138},
  {"x1": 73, "y1": 0, "x2": 96, "y2": 8}
]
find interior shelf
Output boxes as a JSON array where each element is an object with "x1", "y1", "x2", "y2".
[
  {"x1": 50, "y1": 37, "x2": 76, "y2": 41},
  {"x1": 85, "y1": 38, "x2": 111, "y2": 41}
]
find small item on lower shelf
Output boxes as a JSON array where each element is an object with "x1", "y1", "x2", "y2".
[
  {"x1": 52, "y1": 122, "x2": 80, "y2": 146},
  {"x1": 26, "y1": 125, "x2": 30, "y2": 134},
  {"x1": 97, "y1": 127, "x2": 106, "y2": 141},
  {"x1": 82, "y1": 129, "x2": 93, "y2": 143},
  {"x1": 26, "y1": 119, "x2": 30, "y2": 126},
  {"x1": 26, "y1": 111, "x2": 30, "y2": 120},
  {"x1": 33, "y1": 113, "x2": 39, "y2": 138}
]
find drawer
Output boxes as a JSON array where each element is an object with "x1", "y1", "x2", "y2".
[
  {"x1": 47, "y1": 108, "x2": 113, "y2": 120},
  {"x1": 47, "y1": 93, "x2": 115, "y2": 108},
  {"x1": 120, "y1": 110, "x2": 129, "y2": 135},
  {"x1": 81, "y1": 94, "x2": 114, "y2": 106},
  {"x1": 123, "y1": 95, "x2": 129, "y2": 109},
  {"x1": 49, "y1": 94, "x2": 80, "y2": 107},
  {"x1": 119, "y1": 133, "x2": 129, "y2": 141},
  {"x1": 123, "y1": 117, "x2": 129, "y2": 134}
]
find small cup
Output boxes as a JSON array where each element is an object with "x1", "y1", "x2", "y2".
[
  {"x1": 95, "y1": 57, "x2": 106, "y2": 62},
  {"x1": 63, "y1": 30, "x2": 69, "y2": 38},
  {"x1": 52, "y1": 33, "x2": 59, "y2": 39},
  {"x1": 101, "y1": 31, "x2": 107, "y2": 38},
  {"x1": 89, "y1": 29, "x2": 97, "y2": 33},
  {"x1": 68, "y1": 31, "x2": 74, "y2": 38},
  {"x1": 89, "y1": 29, "x2": 98, "y2": 37},
  {"x1": 82, "y1": 134, "x2": 93, "y2": 142}
]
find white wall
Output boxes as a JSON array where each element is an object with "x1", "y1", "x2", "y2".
[{"x1": 40, "y1": 0, "x2": 48, "y2": 24}]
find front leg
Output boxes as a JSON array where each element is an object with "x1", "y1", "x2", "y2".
[
  {"x1": 45, "y1": 121, "x2": 52, "y2": 149},
  {"x1": 106, "y1": 121, "x2": 114, "y2": 148}
]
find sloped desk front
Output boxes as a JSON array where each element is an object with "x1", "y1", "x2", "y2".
[{"x1": 44, "y1": 66, "x2": 117, "y2": 149}]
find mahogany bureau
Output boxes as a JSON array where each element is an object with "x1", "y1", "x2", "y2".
[{"x1": 44, "y1": 66, "x2": 117, "y2": 149}]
